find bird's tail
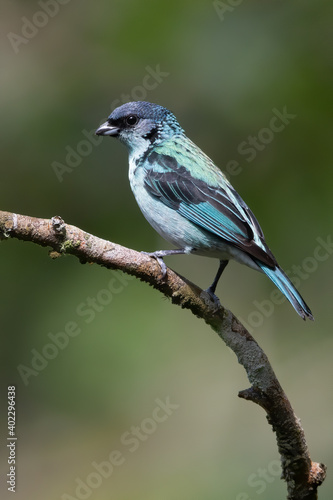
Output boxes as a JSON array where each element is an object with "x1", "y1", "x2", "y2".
[{"x1": 254, "y1": 261, "x2": 314, "y2": 321}]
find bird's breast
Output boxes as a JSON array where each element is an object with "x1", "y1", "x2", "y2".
[{"x1": 128, "y1": 160, "x2": 225, "y2": 254}]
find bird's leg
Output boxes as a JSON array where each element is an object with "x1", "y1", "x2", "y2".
[
  {"x1": 206, "y1": 259, "x2": 229, "y2": 296},
  {"x1": 141, "y1": 249, "x2": 188, "y2": 278}
]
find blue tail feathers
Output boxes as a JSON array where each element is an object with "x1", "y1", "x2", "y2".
[{"x1": 254, "y1": 261, "x2": 314, "y2": 321}]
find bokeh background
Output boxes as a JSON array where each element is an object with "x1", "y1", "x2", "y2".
[{"x1": 1, "y1": 1, "x2": 332, "y2": 499}]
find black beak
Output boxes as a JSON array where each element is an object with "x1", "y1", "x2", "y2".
[{"x1": 95, "y1": 121, "x2": 119, "y2": 136}]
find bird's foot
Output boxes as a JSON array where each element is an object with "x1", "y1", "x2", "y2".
[
  {"x1": 141, "y1": 251, "x2": 168, "y2": 278},
  {"x1": 201, "y1": 286, "x2": 221, "y2": 313}
]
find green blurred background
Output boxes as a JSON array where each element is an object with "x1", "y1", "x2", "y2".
[{"x1": 1, "y1": 1, "x2": 332, "y2": 499}]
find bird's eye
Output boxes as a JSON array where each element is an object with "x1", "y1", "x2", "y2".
[{"x1": 126, "y1": 115, "x2": 138, "y2": 126}]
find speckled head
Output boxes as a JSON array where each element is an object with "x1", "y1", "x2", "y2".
[
  {"x1": 95, "y1": 101, "x2": 184, "y2": 152},
  {"x1": 109, "y1": 101, "x2": 174, "y2": 123}
]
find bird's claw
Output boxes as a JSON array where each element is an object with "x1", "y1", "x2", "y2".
[
  {"x1": 141, "y1": 251, "x2": 168, "y2": 278},
  {"x1": 202, "y1": 287, "x2": 221, "y2": 313}
]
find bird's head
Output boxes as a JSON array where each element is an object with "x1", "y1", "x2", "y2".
[{"x1": 95, "y1": 101, "x2": 184, "y2": 155}]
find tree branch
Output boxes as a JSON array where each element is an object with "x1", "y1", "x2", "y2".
[{"x1": 0, "y1": 210, "x2": 326, "y2": 499}]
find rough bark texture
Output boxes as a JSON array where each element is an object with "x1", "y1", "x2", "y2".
[{"x1": 0, "y1": 210, "x2": 327, "y2": 499}]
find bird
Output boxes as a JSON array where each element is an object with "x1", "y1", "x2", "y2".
[{"x1": 95, "y1": 101, "x2": 313, "y2": 320}]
